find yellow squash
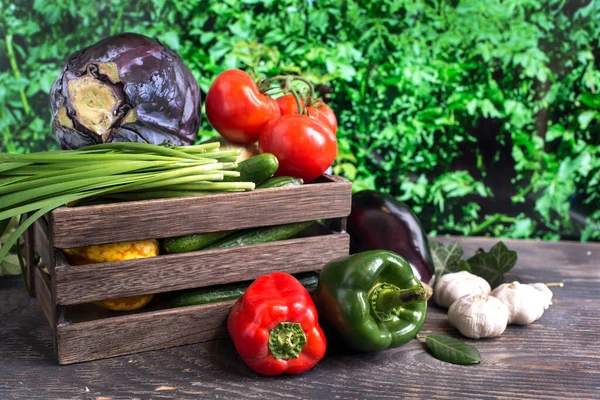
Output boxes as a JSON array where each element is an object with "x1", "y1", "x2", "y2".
[{"x1": 63, "y1": 239, "x2": 159, "y2": 311}]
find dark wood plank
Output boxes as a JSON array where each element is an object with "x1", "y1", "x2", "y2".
[
  {"x1": 63, "y1": 285, "x2": 318, "y2": 325},
  {"x1": 1, "y1": 238, "x2": 599, "y2": 399},
  {"x1": 23, "y1": 213, "x2": 36, "y2": 296},
  {"x1": 434, "y1": 236, "x2": 600, "y2": 283},
  {"x1": 33, "y1": 220, "x2": 53, "y2": 274},
  {"x1": 54, "y1": 233, "x2": 349, "y2": 305},
  {"x1": 57, "y1": 300, "x2": 234, "y2": 365},
  {"x1": 34, "y1": 267, "x2": 54, "y2": 330},
  {"x1": 50, "y1": 177, "x2": 352, "y2": 248}
]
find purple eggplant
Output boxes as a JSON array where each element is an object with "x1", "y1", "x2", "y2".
[
  {"x1": 347, "y1": 190, "x2": 435, "y2": 285},
  {"x1": 50, "y1": 33, "x2": 200, "y2": 149}
]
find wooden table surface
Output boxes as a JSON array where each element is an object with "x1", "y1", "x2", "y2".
[{"x1": 1, "y1": 237, "x2": 599, "y2": 399}]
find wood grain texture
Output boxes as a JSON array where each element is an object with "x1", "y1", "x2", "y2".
[
  {"x1": 33, "y1": 220, "x2": 53, "y2": 274},
  {"x1": 57, "y1": 300, "x2": 235, "y2": 364},
  {"x1": 56, "y1": 287, "x2": 319, "y2": 363},
  {"x1": 50, "y1": 175, "x2": 352, "y2": 248},
  {"x1": 34, "y1": 267, "x2": 54, "y2": 330},
  {"x1": 23, "y1": 214, "x2": 36, "y2": 297},
  {"x1": 54, "y1": 232, "x2": 349, "y2": 305},
  {"x1": 1, "y1": 237, "x2": 599, "y2": 399}
]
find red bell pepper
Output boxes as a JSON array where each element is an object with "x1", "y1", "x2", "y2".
[{"x1": 227, "y1": 272, "x2": 326, "y2": 376}]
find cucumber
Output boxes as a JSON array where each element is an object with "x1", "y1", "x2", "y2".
[
  {"x1": 170, "y1": 281, "x2": 248, "y2": 307},
  {"x1": 162, "y1": 174, "x2": 302, "y2": 254},
  {"x1": 205, "y1": 221, "x2": 313, "y2": 249},
  {"x1": 223, "y1": 153, "x2": 278, "y2": 184},
  {"x1": 161, "y1": 177, "x2": 304, "y2": 254},
  {"x1": 162, "y1": 231, "x2": 233, "y2": 254},
  {"x1": 257, "y1": 176, "x2": 303, "y2": 189},
  {"x1": 169, "y1": 272, "x2": 319, "y2": 307}
]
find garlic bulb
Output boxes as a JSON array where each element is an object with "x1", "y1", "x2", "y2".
[
  {"x1": 434, "y1": 271, "x2": 491, "y2": 308},
  {"x1": 448, "y1": 294, "x2": 509, "y2": 339},
  {"x1": 530, "y1": 283, "x2": 554, "y2": 306},
  {"x1": 491, "y1": 281, "x2": 552, "y2": 325}
]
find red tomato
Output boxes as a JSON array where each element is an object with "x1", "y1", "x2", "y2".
[
  {"x1": 276, "y1": 94, "x2": 305, "y2": 115},
  {"x1": 276, "y1": 94, "x2": 338, "y2": 134},
  {"x1": 206, "y1": 70, "x2": 280, "y2": 144},
  {"x1": 259, "y1": 115, "x2": 337, "y2": 182}
]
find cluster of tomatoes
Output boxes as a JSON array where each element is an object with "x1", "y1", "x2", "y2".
[{"x1": 205, "y1": 70, "x2": 338, "y2": 182}]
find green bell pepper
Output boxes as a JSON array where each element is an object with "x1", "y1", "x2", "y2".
[{"x1": 313, "y1": 250, "x2": 428, "y2": 352}]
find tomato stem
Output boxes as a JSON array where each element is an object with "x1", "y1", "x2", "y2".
[
  {"x1": 260, "y1": 75, "x2": 316, "y2": 100},
  {"x1": 288, "y1": 84, "x2": 305, "y2": 115},
  {"x1": 288, "y1": 76, "x2": 315, "y2": 99},
  {"x1": 247, "y1": 67, "x2": 257, "y2": 81}
]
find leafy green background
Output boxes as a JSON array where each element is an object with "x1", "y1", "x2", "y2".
[{"x1": 1, "y1": 0, "x2": 599, "y2": 245}]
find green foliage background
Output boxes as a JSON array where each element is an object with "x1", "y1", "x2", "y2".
[{"x1": 1, "y1": 0, "x2": 599, "y2": 242}]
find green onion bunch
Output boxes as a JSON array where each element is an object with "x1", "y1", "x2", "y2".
[{"x1": 0, "y1": 142, "x2": 254, "y2": 262}]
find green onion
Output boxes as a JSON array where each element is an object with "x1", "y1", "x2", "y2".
[
  {"x1": 0, "y1": 161, "x2": 164, "y2": 196},
  {"x1": 78, "y1": 142, "x2": 213, "y2": 161},
  {"x1": 0, "y1": 162, "x2": 31, "y2": 173},
  {"x1": 161, "y1": 182, "x2": 256, "y2": 191},
  {"x1": 0, "y1": 152, "x2": 202, "y2": 163},
  {"x1": 0, "y1": 142, "x2": 256, "y2": 263},
  {"x1": 106, "y1": 191, "x2": 216, "y2": 200},
  {"x1": 172, "y1": 143, "x2": 220, "y2": 153}
]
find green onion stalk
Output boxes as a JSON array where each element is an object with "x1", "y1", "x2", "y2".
[{"x1": 0, "y1": 142, "x2": 255, "y2": 263}]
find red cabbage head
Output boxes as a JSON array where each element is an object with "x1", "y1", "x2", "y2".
[{"x1": 50, "y1": 33, "x2": 200, "y2": 149}]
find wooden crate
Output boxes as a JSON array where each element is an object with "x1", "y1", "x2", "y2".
[{"x1": 24, "y1": 174, "x2": 352, "y2": 365}]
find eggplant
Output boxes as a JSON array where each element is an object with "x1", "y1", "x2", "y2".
[
  {"x1": 347, "y1": 190, "x2": 435, "y2": 285},
  {"x1": 50, "y1": 33, "x2": 200, "y2": 149}
]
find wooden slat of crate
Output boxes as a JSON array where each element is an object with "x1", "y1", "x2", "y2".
[
  {"x1": 50, "y1": 175, "x2": 352, "y2": 248},
  {"x1": 54, "y1": 232, "x2": 349, "y2": 305},
  {"x1": 24, "y1": 213, "x2": 36, "y2": 296},
  {"x1": 56, "y1": 300, "x2": 234, "y2": 364},
  {"x1": 33, "y1": 218, "x2": 54, "y2": 275},
  {"x1": 34, "y1": 267, "x2": 55, "y2": 330}
]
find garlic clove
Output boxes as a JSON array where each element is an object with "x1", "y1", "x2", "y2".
[
  {"x1": 530, "y1": 283, "x2": 553, "y2": 308},
  {"x1": 491, "y1": 281, "x2": 548, "y2": 325},
  {"x1": 448, "y1": 294, "x2": 509, "y2": 339},
  {"x1": 434, "y1": 271, "x2": 491, "y2": 309}
]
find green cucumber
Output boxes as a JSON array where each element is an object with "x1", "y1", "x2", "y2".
[
  {"x1": 170, "y1": 281, "x2": 248, "y2": 307},
  {"x1": 161, "y1": 177, "x2": 304, "y2": 254},
  {"x1": 223, "y1": 153, "x2": 278, "y2": 184},
  {"x1": 169, "y1": 272, "x2": 319, "y2": 307},
  {"x1": 257, "y1": 176, "x2": 303, "y2": 189},
  {"x1": 162, "y1": 231, "x2": 233, "y2": 254},
  {"x1": 205, "y1": 221, "x2": 313, "y2": 249}
]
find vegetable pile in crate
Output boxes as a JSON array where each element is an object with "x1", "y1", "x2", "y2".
[
  {"x1": 0, "y1": 31, "x2": 352, "y2": 365},
  {"x1": 21, "y1": 163, "x2": 350, "y2": 364}
]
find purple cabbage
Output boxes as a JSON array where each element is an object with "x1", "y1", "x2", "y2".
[{"x1": 50, "y1": 33, "x2": 200, "y2": 149}]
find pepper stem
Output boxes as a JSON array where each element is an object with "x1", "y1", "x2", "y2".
[
  {"x1": 422, "y1": 282, "x2": 433, "y2": 300},
  {"x1": 369, "y1": 283, "x2": 427, "y2": 322},
  {"x1": 268, "y1": 322, "x2": 307, "y2": 360}
]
